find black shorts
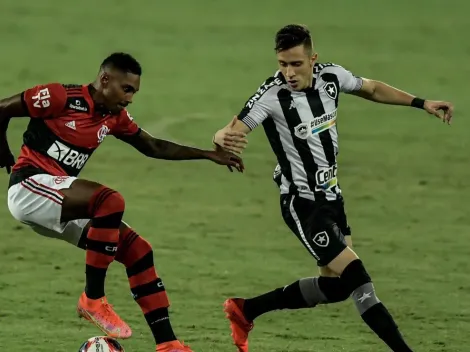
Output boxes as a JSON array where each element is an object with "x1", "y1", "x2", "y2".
[{"x1": 281, "y1": 194, "x2": 351, "y2": 267}]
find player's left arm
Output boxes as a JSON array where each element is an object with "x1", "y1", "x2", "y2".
[
  {"x1": 341, "y1": 69, "x2": 454, "y2": 124},
  {"x1": 113, "y1": 111, "x2": 244, "y2": 172}
]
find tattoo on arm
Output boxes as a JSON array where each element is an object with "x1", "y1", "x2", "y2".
[{"x1": 119, "y1": 129, "x2": 209, "y2": 160}]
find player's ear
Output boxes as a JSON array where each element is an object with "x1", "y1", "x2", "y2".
[
  {"x1": 100, "y1": 72, "x2": 110, "y2": 87},
  {"x1": 310, "y1": 52, "x2": 318, "y2": 66}
]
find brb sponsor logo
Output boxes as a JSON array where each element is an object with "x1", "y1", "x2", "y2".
[
  {"x1": 315, "y1": 164, "x2": 338, "y2": 191},
  {"x1": 32, "y1": 88, "x2": 51, "y2": 109},
  {"x1": 294, "y1": 109, "x2": 337, "y2": 139},
  {"x1": 47, "y1": 141, "x2": 89, "y2": 170}
]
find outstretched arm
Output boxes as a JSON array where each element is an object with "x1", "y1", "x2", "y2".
[
  {"x1": 212, "y1": 116, "x2": 250, "y2": 154},
  {"x1": 212, "y1": 75, "x2": 278, "y2": 154},
  {"x1": 118, "y1": 129, "x2": 244, "y2": 171},
  {"x1": 352, "y1": 78, "x2": 454, "y2": 124}
]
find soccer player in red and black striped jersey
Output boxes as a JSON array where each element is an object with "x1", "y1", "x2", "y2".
[{"x1": 0, "y1": 52, "x2": 243, "y2": 352}]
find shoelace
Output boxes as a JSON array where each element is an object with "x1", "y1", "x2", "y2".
[{"x1": 101, "y1": 302, "x2": 118, "y2": 324}]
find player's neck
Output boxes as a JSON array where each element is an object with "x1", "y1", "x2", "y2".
[
  {"x1": 296, "y1": 77, "x2": 314, "y2": 92},
  {"x1": 307, "y1": 76, "x2": 314, "y2": 88},
  {"x1": 88, "y1": 83, "x2": 112, "y2": 116},
  {"x1": 88, "y1": 83, "x2": 107, "y2": 105}
]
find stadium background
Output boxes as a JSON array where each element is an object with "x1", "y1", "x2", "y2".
[{"x1": 0, "y1": 0, "x2": 468, "y2": 351}]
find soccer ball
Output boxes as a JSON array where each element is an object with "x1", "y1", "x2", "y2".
[{"x1": 78, "y1": 336, "x2": 125, "y2": 352}]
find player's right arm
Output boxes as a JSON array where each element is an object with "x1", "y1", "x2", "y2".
[
  {"x1": 212, "y1": 116, "x2": 250, "y2": 154},
  {"x1": 212, "y1": 76, "x2": 277, "y2": 154},
  {"x1": 0, "y1": 83, "x2": 67, "y2": 173}
]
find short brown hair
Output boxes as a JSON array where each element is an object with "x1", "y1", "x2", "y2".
[{"x1": 274, "y1": 24, "x2": 313, "y2": 53}]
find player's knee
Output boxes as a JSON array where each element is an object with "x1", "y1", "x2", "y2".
[
  {"x1": 340, "y1": 259, "x2": 381, "y2": 314},
  {"x1": 340, "y1": 259, "x2": 371, "y2": 294},
  {"x1": 100, "y1": 188, "x2": 125, "y2": 212},
  {"x1": 89, "y1": 187, "x2": 125, "y2": 227}
]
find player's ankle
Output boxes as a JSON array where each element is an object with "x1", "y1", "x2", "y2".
[
  {"x1": 146, "y1": 307, "x2": 177, "y2": 344},
  {"x1": 84, "y1": 265, "x2": 107, "y2": 299},
  {"x1": 84, "y1": 292, "x2": 105, "y2": 301}
]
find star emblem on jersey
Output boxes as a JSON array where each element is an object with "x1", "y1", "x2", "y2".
[
  {"x1": 312, "y1": 231, "x2": 329, "y2": 247},
  {"x1": 97, "y1": 125, "x2": 110, "y2": 144},
  {"x1": 323, "y1": 82, "x2": 338, "y2": 100},
  {"x1": 357, "y1": 292, "x2": 372, "y2": 303}
]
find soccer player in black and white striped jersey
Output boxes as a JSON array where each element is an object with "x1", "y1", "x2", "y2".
[{"x1": 213, "y1": 24, "x2": 453, "y2": 352}]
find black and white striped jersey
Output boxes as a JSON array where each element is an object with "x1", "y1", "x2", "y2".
[{"x1": 238, "y1": 63, "x2": 363, "y2": 202}]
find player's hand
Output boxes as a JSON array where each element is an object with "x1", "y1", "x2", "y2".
[
  {"x1": 206, "y1": 150, "x2": 244, "y2": 173},
  {"x1": 424, "y1": 100, "x2": 454, "y2": 125},
  {"x1": 212, "y1": 116, "x2": 248, "y2": 154},
  {"x1": 0, "y1": 145, "x2": 15, "y2": 174}
]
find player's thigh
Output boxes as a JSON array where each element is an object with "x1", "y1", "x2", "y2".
[
  {"x1": 318, "y1": 235, "x2": 353, "y2": 277},
  {"x1": 60, "y1": 178, "x2": 111, "y2": 222},
  {"x1": 324, "y1": 198, "x2": 358, "y2": 275},
  {"x1": 281, "y1": 194, "x2": 351, "y2": 268},
  {"x1": 7, "y1": 174, "x2": 91, "y2": 245}
]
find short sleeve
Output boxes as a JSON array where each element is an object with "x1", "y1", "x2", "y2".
[
  {"x1": 22, "y1": 83, "x2": 67, "y2": 118},
  {"x1": 113, "y1": 109, "x2": 141, "y2": 138},
  {"x1": 320, "y1": 64, "x2": 363, "y2": 93},
  {"x1": 237, "y1": 74, "x2": 283, "y2": 130}
]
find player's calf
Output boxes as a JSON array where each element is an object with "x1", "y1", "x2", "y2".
[
  {"x1": 115, "y1": 226, "x2": 178, "y2": 346},
  {"x1": 241, "y1": 276, "x2": 349, "y2": 322},
  {"x1": 337, "y1": 258, "x2": 413, "y2": 352},
  {"x1": 60, "y1": 180, "x2": 126, "y2": 299},
  {"x1": 84, "y1": 186, "x2": 125, "y2": 299},
  {"x1": 75, "y1": 185, "x2": 133, "y2": 339}
]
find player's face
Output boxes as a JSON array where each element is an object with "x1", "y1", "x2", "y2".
[
  {"x1": 277, "y1": 45, "x2": 317, "y2": 91},
  {"x1": 101, "y1": 71, "x2": 140, "y2": 114}
]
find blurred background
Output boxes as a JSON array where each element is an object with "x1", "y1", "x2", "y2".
[{"x1": 0, "y1": 0, "x2": 468, "y2": 351}]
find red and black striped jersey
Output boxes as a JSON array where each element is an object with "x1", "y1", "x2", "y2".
[{"x1": 13, "y1": 83, "x2": 140, "y2": 176}]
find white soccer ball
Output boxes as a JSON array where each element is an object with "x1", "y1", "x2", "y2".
[{"x1": 78, "y1": 336, "x2": 125, "y2": 352}]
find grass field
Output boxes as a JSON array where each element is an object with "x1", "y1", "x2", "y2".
[{"x1": 0, "y1": 0, "x2": 469, "y2": 351}]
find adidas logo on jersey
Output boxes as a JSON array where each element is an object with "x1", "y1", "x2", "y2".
[
  {"x1": 47, "y1": 140, "x2": 90, "y2": 170},
  {"x1": 65, "y1": 121, "x2": 76, "y2": 130}
]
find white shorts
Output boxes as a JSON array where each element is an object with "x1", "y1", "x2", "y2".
[{"x1": 7, "y1": 174, "x2": 90, "y2": 246}]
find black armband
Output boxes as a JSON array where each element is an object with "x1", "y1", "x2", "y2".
[{"x1": 411, "y1": 97, "x2": 425, "y2": 109}]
